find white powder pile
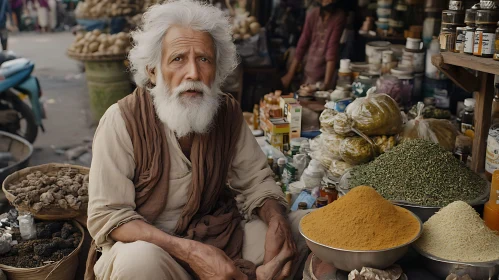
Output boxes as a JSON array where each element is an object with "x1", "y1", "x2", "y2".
[{"x1": 415, "y1": 201, "x2": 499, "y2": 262}]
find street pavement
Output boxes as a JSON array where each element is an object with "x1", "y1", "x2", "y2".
[{"x1": 9, "y1": 31, "x2": 95, "y2": 166}]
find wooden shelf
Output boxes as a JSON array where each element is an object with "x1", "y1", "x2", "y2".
[
  {"x1": 432, "y1": 53, "x2": 497, "y2": 174},
  {"x1": 439, "y1": 52, "x2": 499, "y2": 75}
]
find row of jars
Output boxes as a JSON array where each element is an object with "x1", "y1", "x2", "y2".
[{"x1": 440, "y1": 7, "x2": 499, "y2": 59}]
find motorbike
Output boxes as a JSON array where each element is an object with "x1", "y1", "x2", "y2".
[{"x1": 0, "y1": 52, "x2": 45, "y2": 143}]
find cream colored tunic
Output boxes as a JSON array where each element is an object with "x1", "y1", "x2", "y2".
[{"x1": 88, "y1": 104, "x2": 309, "y2": 279}]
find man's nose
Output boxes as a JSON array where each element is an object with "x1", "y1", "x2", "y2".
[{"x1": 185, "y1": 59, "x2": 200, "y2": 81}]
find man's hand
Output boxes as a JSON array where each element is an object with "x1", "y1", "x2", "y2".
[
  {"x1": 110, "y1": 220, "x2": 247, "y2": 280},
  {"x1": 256, "y1": 200, "x2": 297, "y2": 280},
  {"x1": 188, "y1": 241, "x2": 248, "y2": 280}
]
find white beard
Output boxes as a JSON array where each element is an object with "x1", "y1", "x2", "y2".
[{"x1": 149, "y1": 74, "x2": 221, "y2": 138}]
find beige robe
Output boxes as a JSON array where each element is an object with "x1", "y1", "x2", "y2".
[{"x1": 88, "y1": 104, "x2": 310, "y2": 280}]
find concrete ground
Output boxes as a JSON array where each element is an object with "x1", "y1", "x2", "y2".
[{"x1": 9, "y1": 31, "x2": 95, "y2": 166}]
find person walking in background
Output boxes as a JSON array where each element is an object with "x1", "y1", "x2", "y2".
[
  {"x1": 9, "y1": 0, "x2": 22, "y2": 31},
  {"x1": 48, "y1": 0, "x2": 55, "y2": 31},
  {"x1": 0, "y1": 0, "x2": 12, "y2": 50},
  {"x1": 35, "y1": 0, "x2": 49, "y2": 32}
]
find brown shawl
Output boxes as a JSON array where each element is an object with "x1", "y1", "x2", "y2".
[{"x1": 85, "y1": 87, "x2": 253, "y2": 279}]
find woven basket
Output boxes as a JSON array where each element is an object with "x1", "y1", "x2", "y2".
[
  {"x1": 2, "y1": 164, "x2": 89, "y2": 220},
  {"x1": 0, "y1": 220, "x2": 84, "y2": 280},
  {"x1": 66, "y1": 50, "x2": 127, "y2": 62}
]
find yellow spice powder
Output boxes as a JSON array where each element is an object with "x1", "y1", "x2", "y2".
[{"x1": 301, "y1": 186, "x2": 421, "y2": 251}]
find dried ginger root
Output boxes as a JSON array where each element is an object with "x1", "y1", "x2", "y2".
[
  {"x1": 58, "y1": 199, "x2": 68, "y2": 209},
  {"x1": 40, "y1": 192, "x2": 55, "y2": 205},
  {"x1": 9, "y1": 167, "x2": 89, "y2": 211},
  {"x1": 32, "y1": 202, "x2": 43, "y2": 213},
  {"x1": 65, "y1": 195, "x2": 81, "y2": 210}
]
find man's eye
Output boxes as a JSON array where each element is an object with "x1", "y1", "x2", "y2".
[
  {"x1": 173, "y1": 57, "x2": 181, "y2": 62},
  {"x1": 200, "y1": 57, "x2": 209, "y2": 62}
]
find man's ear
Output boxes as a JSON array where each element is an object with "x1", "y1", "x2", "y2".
[{"x1": 146, "y1": 66, "x2": 157, "y2": 85}]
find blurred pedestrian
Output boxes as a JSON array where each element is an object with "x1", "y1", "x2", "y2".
[
  {"x1": 48, "y1": 0, "x2": 55, "y2": 30},
  {"x1": 0, "y1": 0, "x2": 12, "y2": 50},
  {"x1": 35, "y1": 0, "x2": 48, "y2": 32},
  {"x1": 9, "y1": 0, "x2": 22, "y2": 31}
]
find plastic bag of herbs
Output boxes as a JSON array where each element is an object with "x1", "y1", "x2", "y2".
[
  {"x1": 333, "y1": 87, "x2": 403, "y2": 137},
  {"x1": 400, "y1": 102, "x2": 458, "y2": 151}
]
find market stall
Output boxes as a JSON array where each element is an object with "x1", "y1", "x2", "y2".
[{"x1": 251, "y1": 0, "x2": 499, "y2": 275}]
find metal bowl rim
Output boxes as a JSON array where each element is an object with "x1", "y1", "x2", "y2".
[
  {"x1": 0, "y1": 131, "x2": 33, "y2": 173},
  {"x1": 413, "y1": 244, "x2": 499, "y2": 267},
  {"x1": 299, "y1": 210, "x2": 423, "y2": 253}
]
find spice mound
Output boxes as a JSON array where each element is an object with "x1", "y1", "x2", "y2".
[
  {"x1": 349, "y1": 139, "x2": 487, "y2": 207},
  {"x1": 301, "y1": 186, "x2": 421, "y2": 251},
  {"x1": 415, "y1": 201, "x2": 499, "y2": 262}
]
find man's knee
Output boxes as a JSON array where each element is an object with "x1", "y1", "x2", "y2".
[{"x1": 112, "y1": 241, "x2": 166, "y2": 276}]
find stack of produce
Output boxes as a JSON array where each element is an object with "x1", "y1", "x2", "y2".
[
  {"x1": 67, "y1": 30, "x2": 131, "y2": 58},
  {"x1": 0, "y1": 221, "x2": 82, "y2": 268},
  {"x1": 316, "y1": 90, "x2": 400, "y2": 176},
  {"x1": 415, "y1": 201, "x2": 499, "y2": 262},
  {"x1": 232, "y1": 16, "x2": 262, "y2": 41},
  {"x1": 348, "y1": 139, "x2": 487, "y2": 207},
  {"x1": 75, "y1": 0, "x2": 142, "y2": 19},
  {"x1": 301, "y1": 186, "x2": 421, "y2": 250},
  {"x1": 401, "y1": 102, "x2": 458, "y2": 151},
  {"x1": 7, "y1": 168, "x2": 89, "y2": 213}
]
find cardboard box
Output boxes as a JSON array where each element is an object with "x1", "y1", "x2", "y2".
[
  {"x1": 279, "y1": 97, "x2": 297, "y2": 117},
  {"x1": 286, "y1": 103, "x2": 302, "y2": 139},
  {"x1": 264, "y1": 118, "x2": 290, "y2": 152}
]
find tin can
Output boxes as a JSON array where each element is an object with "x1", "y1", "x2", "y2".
[
  {"x1": 316, "y1": 197, "x2": 328, "y2": 208},
  {"x1": 298, "y1": 202, "x2": 308, "y2": 210},
  {"x1": 455, "y1": 27, "x2": 466, "y2": 53}
]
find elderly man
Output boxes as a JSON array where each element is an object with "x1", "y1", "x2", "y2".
[{"x1": 86, "y1": 1, "x2": 310, "y2": 280}]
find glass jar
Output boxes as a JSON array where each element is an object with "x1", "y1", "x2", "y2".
[
  {"x1": 455, "y1": 27, "x2": 466, "y2": 53},
  {"x1": 352, "y1": 73, "x2": 380, "y2": 98},
  {"x1": 464, "y1": 24, "x2": 476, "y2": 54},
  {"x1": 440, "y1": 25, "x2": 457, "y2": 52},
  {"x1": 474, "y1": 24, "x2": 497, "y2": 57}
]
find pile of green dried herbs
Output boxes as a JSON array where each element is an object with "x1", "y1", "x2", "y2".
[{"x1": 349, "y1": 139, "x2": 487, "y2": 207}]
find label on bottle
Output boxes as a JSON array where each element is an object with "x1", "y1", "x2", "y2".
[
  {"x1": 486, "y1": 128, "x2": 499, "y2": 174},
  {"x1": 474, "y1": 30, "x2": 483, "y2": 55},
  {"x1": 461, "y1": 123, "x2": 474, "y2": 134},
  {"x1": 482, "y1": 33, "x2": 496, "y2": 55},
  {"x1": 464, "y1": 31, "x2": 474, "y2": 54}
]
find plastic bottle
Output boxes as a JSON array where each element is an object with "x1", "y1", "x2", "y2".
[
  {"x1": 17, "y1": 213, "x2": 36, "y2": 240},
  {"x1": 252, "y1": 104, "x2": 259, "y2": 130},
  {"x1": 484, "y1": 170, "x2": 499, "y2": 232},
  {"x1": 460, "y1": 98, "x2": 475, "y2": 134}
]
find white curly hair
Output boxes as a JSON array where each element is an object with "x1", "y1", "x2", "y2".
[{"x1": 128, "y1": 0, "x2": 238, "y2": 88}]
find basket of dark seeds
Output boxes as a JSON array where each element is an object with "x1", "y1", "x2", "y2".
[{"x1": 0, "y1": 210, "x2": 84, "y2": 280}]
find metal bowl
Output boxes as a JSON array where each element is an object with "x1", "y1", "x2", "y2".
[
  {"x1": 414, "y1": 247, "x2": 499, "y2": 280},
  {"x1": 299, "y1": 211, "x2": 423, "y2": 272}
]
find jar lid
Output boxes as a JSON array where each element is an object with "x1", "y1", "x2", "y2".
[
  {"x1": 317, "y1": 197, "x2": 328, "y2": 203},
  {"x1": 465, "y1": 9, "x2": 477, "y2": 23},
  {"x1": 442, "y1": 10, "x2": 466, "y2": 24},
  {"x1": 476, "y1": 9, "x2": 499, "y2": 24},
  {"x1": 298, "y1": 202, "x2": 308, "y2": 209},
  {"x1": 290, "y1": 137, "x2": 308, "y2": 147},
  {"x1": 464, "y1": 98, "x2": 476, "y2": 107}
]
